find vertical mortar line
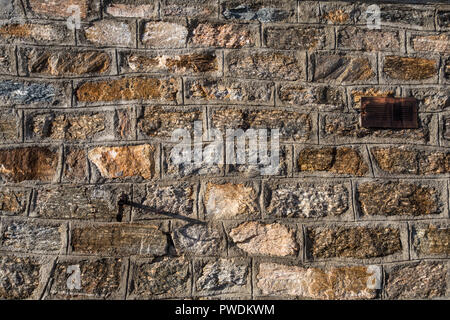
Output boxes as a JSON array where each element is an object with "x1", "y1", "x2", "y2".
[
  {"x1": 250, "y1": 257, "x2": 254, "y2": 300},
  {"x1": 380, "y1": 264, "x2": 386, "y2": 300},
  {"x1": 135, "y1": 19, "x2": 139, "y2": 49},
  {"x1": 124, "y1": 257, "x2": 131, "y2": 300},
  {"x1": 305, "y1": 50, "x2": 309, "y2": 82},
  {"x1": 301, "y1": 223, "x2": 307, "y2": 263},
  {"x1": 70, "y1": 80, "x2": 75, "y2": 108},
  {"x1": 437, "y1": 111, "x2": 441, "y2": 147},
  {"x1": 403, "y1": 29, "x2": 407, "y2": 54},
  {"x1": 316, "y1": 112, "x2": 320, "y2": 145},
  {"x1": 114, "y1": 48, "x2": 120, "y2": 76},
  {"x1": 65, "y1": 221, "x2": 72, "y2": 255},
  {"x1": 38, "y1": 257, "x2": 57, "y2": 300},
  {"x1": 25, "y1": 187, "x2": 34, "y2": 217},
  {"x1": 334, "y1": 26, "x2": 337, "y2": 51},
  {"x1": 14, "y1": 45, "x2": 19, "y2": 77},
  {"x1": 259, "y1": 22, "x2": 263, "y2": 48},
  {"x1": 406, "y1": 221, "x2": 412, "y2": 262},
  {"x1": 260, "y1": 179, "x2": 265, "y2": 220},
  {"x1": 350, "y1": 179, "x2": 358, "y2": 222},
  {"x1": 216, "y1": 0, "x2": 220, "y2": 19},
  {"x1": 57, "y1": 144, "x2": 64, "y2": 183},
  {"x1": 190, "y1": 259, "x2": 195, "y2": 298},
  {"x1": 20, "y1": 109, "x2": 25, "y2": 143},
  {"x1": 365, "y1": 144, "x2": 375, "y2": 178},
  {"x1": 18, "y1": 0, "x2": 27, "y2": 17},
  {"x1": 158, "y1": 143, "x2": 163, "y2": 179},
  {"x1": 221, "y1": 221, "x2": 229, "y2": 257},
  {"x1": 180, "y1": 76, "x2": 185, "y2": 106},
  {"x1": 376, "y1": 51, "x2": 380, "y2": 85}
]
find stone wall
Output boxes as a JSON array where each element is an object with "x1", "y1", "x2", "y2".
[{"x1": 0, "y1": 0, "x2": 449, "y2": 300}]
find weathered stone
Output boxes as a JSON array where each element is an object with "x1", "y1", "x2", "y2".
[
  {"x1": 163, "y1": 144, "x2": 223, "y2": 178},
  {"x1": 264, "y1": 26, "x2": 331, "y2": 50},
  {"x1": 133, "y1": 183, "x2": 195, "y2": 220},
  {"x1": 120, "y1": 50, "x2": 219, "y2": 74},
  {"x1": 385, "y1": 262, "x2": 447, "y2": 299},
  {"x1": 31, "y1": 184, "x2": 130, "y2": 221},
  {"x1": 375, "y1": 4, "x2": 435, "y2": 30},
  {"x1": 444, "y1": 116, "x2": 450, "y2": 141},
  {"x1": 337, "y1": 27, "x2": 401, "y2": 51},
  {"x1": 88, "y1": 145, "x2": 156, "y2": 180},
  {"x1": 141, "y1": 21, "x2": 187, "y2": 48},
  {"x1": 71, "y1": 223, "x2": 168, "y2": 256},
  {"x1": 116, "y1": 108, "x2": 135, "y2": 140},
  {"x1": 277, "y1": 84, "x2": 345, "y2": 111},
  {"x1": 27, "y1": 0, "x2": 98, "y2": 19},
  {"x1": 256, "y1": 262, "x2": 380, "y2": 299},
  {"x1": 76, "y1": 77, "x2": 179, "y2": 103},
  {"x1": 229, "y1": 221, "x2": 298, "y2": 256},
  {"x1": 105, "y1": 0, "x2": 157, "y2": 18},
  {"x1": 63, "y1": 147, "x2": 87, "y2": 182},
  {"x1": 185, "y1": 78, "x2": 273, "y2": 104},
  {"x1": 297, "y1": 147, "x2": 368, "y2": 176},
  {"x1": 0, "y1": 22, "x2": 72, "y2": 44},
  {"x1": 189, "y1": 21, "x2": 258, "y2": 48},
  {"x1": 203, "y1": 182, "x2": 258, "y2": 220},
  {"x1": 221, "y1": 0, "x2": 296, "y2": 22},
  {"x1": 21, "y1": 48, "x2": 111, "y2": 76},
  {"x1": 172, "y1": 223, "x2": 224, "y2": 256},
  {"x1": 306, "y1": 225, "x2": 402, "y2": 259},
  {"x1": 410, "y1": 33, "x2": 450, "y2": 53},
  {"x1": 47, "y1": 257, "x2": 123, "y2": 299},
  {"x1": 437, "y1": 9, "x2": 450, "y2": 30},
  {"x1": 0, "y1": 147, "x2": 59, "y2": 182},
  {"x1": 320, "y1": 113, "x2": 431, "y2": 144},
  {"x1": 28, "y1": 112, "x2": 109, "y2": 141},
  {"x1": 404, "y1": 87, "x2": 449, "y2": 112},
  {"x1": 0, "y1": 46, "x2": 14, "y2": 74},
  {"x1": 137, "y1": 106, "x2": 201, "y2": 138},
  {"x1": 320, "y1": 2, "x2": 356, "y2": 24},
  {"x1": 130, "y1": 257, "x2": 190, "y2": 298},
  {"x1": 349, "y1": 87, "x2": 398, "y2": 110},
  {"x1": 412, "y1": 223, "x2": 450, "y2": 257},
  {"x1": 1, "y1": 220, "x2": 65, "y2": 253},
  {"x1": 0, "y1": 109, "x2": 19, "y2": 142},
  {"x1": 445, "y1": 57, "x2": 450, "y2": 80},
  {"x1": 371, "y1": 147, "x2": 450, "y2": 175},
  {"x1": 0, "y1": 255, "x2": 42, "y2": 299},
  {"x1": 210, "y1": 108, "x2": 312, "y2": 142},
  {"x1": 225, "y1": 50, "x2": 305, "y2": 81},
  {"x1": 0, "y1": 188, "x2": 29, "y2": 215},
  {"x1": 298, "y1": 1, "x2": 320, "y2": 23},
  {"x1": 195, "y1": 258, "x2": 249, "y2": 294},
  {"x1": 311, "y1": 53, "x2": 376, "y2": 84},
  {"x1": 0, "y1": 80, "x2": 68, "y2": 106},
  {"x1": 162, "y1": 0, "x2": 217, "y2": 18},
  {"x1": 82, "y1": 20, "x2": 134, "y2": 47},
  {"x1": 266, "y1": 182, "x2": 349, "y2": 218},
  {"x1": 357, "y1": 181, "x2": 441, "y2": 217},
  {"x1": 383, "y1": 56, "x2": 437, "y2": 81},
  {"x1": 371, "y1": 147, "x2": 418, "y2": 174}
]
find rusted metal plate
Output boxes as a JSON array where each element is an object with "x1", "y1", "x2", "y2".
[{"x1": 361, "y1": 97, "x2": 418, "y2": 129}]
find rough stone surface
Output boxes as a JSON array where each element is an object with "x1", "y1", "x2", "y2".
[
  {"x1": 129, "y1": 257, "x2": 190, "y2": 298},
  {"x1": 133, "y1": 183, "x2": 195, "y2": 220},
  {"x1": 82, "y1": 20, "x2": 133, "y2": 47},
  {"x1": 0, "y1": 80, "x2": 68, "y2": 106},
  {"x1": 88, "y1": 145, "x2": 156, "y2": 179},
  {"x1": 0, "y1": 220, "x2": 65, "y2": 253},
  {"x1": 27, "y1": 0, "x2": 97, "y2": 19},
  {"x1": 162, "y1": 0, "x2": 217, "y2": 18},
  {"x1": 71, "y1": 223, "x2": 168, "y2": 256},
  {"x1": 371, "y1": 147, "x2": 450, "y2": 175},
  {"x1": 28, "y1": 112, "x2": 109, "y2": 141},
  {"x1": 264, "y1": 26, "x2": 331, "y2": 50},
  {"x1": 229, "y1": 221, "x2": 298, "y2": 257},
  {"x1": 0, "y1": 147, "x2": 59, "y2": 182},
  {"x1": 0, "y1": 46, "x2": 14, "y2": 74},
  {"x1": 349, "y1": 86, "x2": 397, "y2": 110},
  {"x1": 221, "y1": 0, "x2": 296, "y2": 22},
  {"x1": 0, "y1": 255, "x2": 42, "y2": 299},
  {"x1": 337, "y1": 27, "x2": 401, "y2": 51},
  {"x1": 195, "y1": 258, "x2": 249, "y2": 294},
  {"x1": 31, "y1": 185, "x2": 130, "y2": 221},
  {"x1": 76, "y1": 77, "x2": 179, "y2": 103},
  {"x1": 311, "y1": 53, "x2": 376, "y2": 84},
  {"x1": 226, "y1": 50, "x2": 304, "y2": 80},
  {"x1": 47, "y1": 258, "x2": 123, "y2": 299},
  {"x1": 137, "y1": 106, "x2": 201, "y2": 138},
  {"x1": 306, "y1": 225, "x2": 402, "y2": 259},
  {"x1": 0, "y1": 109, "x2": 19, "y2": 142},
  {"x1": 357, "y1": 181, "x2": 441, "y2": 217},
  {"x1": 141, "y1": 21, "x2": 188, "y2": 48},
  {"x1": 63, "y1": 147, "x2": 87, "y2": 182},
  {"x1": 277, "y1": 84, "x2": 345, "y2": 111},
  {"x1": 256, "y1": 263, "x2": 379, "y2": 299},
  {"x1": 405, "y1": 87, "x2": 449, "y2": 112},
  {"x1": 189, "y1": 22, "x2": 258, "y2": 48},
  {"x1": 383, "y1": 56, "x2": 437, "y2": 81},
  {"x1": 266, "y1": 182, "x2": 349, "y2": 218},
  {"x1": 185, "y1": 78, "x2": 273, "y2": 104},
  {"x1": 385, "y1": 262, "x2": 447, "y2": 299},
  {"x1": 105, "y1": 0, "x2": 157, "y2": 18},
  {"x1": 21, "y1": 48, "x2": 111, "y2": 76},
  {"x1": 297, "y1": 147, "x2": 368, "y2": 176},
  {"x1": 412, "y1": 224, "x2": 450, "y2": 257},
  {"x1": 204, "y1": 182, "x2": 259, "y2": 220},
  {"x1": 210, "y1": 108, "x2": 312, "y2": 142},
  {"x1": 410, "y1": 33, "x2": 450, "y2": 53},
  {"x1": 172, "y1": 223, "x2": 224, "y2": 256},
  {"x1": 120, "y1": 50, "x2": 219, "y2": 74},
  {"x1": 0, "y1": 188, "x2": 29, "y2": 216},
  {"x1": 0, "y1": 23, "x2": 72, "y2": 44}
]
